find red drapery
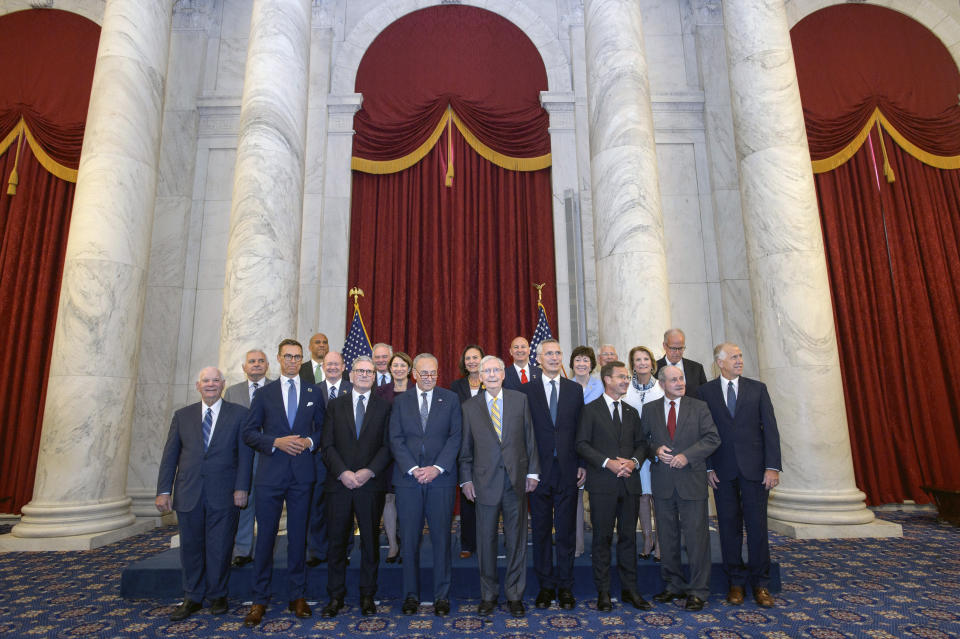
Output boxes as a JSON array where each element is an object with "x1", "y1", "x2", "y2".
[
  {"x1": 792, "y1": 5, "x2": 960, "y2": 504},
  {"x1": 348, "y1": 6, "x2": 555, "y2": 383},
  {"x1": 0, "y1": 10, "x2": 99, "y2": 513}
]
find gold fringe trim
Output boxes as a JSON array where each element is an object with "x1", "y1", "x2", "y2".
[
  {"x1": 445, "y1": 116, "x2": 454, "y2": 187},
  {"x1": 812, "y1": 107, "x2": 960, "y2": 174},
  {"x1": 0, "y1": 118, "x2": 79, "y2": 185},
  {"x1": 352, "y1": 106, "x2": 552, "y2": 174}
]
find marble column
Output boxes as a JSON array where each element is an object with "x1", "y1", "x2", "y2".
[
  {"x1": 218, "y1": 0, "x2": 312, "y2": 384},
  {"x1": 584, "y1": 0, "x2": 671, "y2": 355},
  {"x1": 4, "y1": 0, "x2": 174, "y2": 550},
  {"x1": 723, "y1": 0, "x2": 899, "y2": 538}
]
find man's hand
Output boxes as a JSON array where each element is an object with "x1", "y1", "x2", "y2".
[
  {"x1": 762, "y1": 469, "x2": 780, "y2": 490},
  {"x1": 576, "y1": 467, "x2": 587, "y2": 488},
  {"x1": 274, "y1": 435, "x2": 307, "y2": 456},
  {"x1": 604, "y1": 458, "x2": 623, "y2": 475},
  {"x1": 615, "y1": 457, "x2": 636, "y2": 477},
  {"x1": 462, "y1": 481, "x2": 476, "y2": 502},
  {"x1": 707, "y1": 470, "x2": 719, "y2": 488},
  {"x1": 155, "y1": 494, "x2": 172, "y2": 513},
  {"x1": 234, "y1": 490, "x2": 248, "y2": 508},
  {"x1": 415, "y1": 466, "x2": 441, "y2": 484},
  {"x1": 668, "y1": 453, "x2": 688, "y2": 469},
  {"x1": 340, "y1": 470, "x2": 360, "y2": 489},
  {"x1": 525, "y1": 477, "x2": 539, "y2": 493},
  {"x1": 355, "y1": 468, "x2": 374, "y2": 486},
  {"x1": 657, "y1": 445, "x2": 674, "y2": 463}
]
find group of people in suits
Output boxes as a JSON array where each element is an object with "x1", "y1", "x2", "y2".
[{"x1": 155, "y1": 327, "x2": 781, "y2": 626}]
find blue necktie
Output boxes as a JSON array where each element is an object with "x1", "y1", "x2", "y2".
[
  {"x1": 202, "y1": 407, "x2": 213, "y2": 451},
  {"x1": 355, "y1": 395, "x2": 365, "y2": 438},
  {"x1": 329, "y1": 385, "x2": 337, "y2": 400},
  {"x1": 287, "y1": 379, "x2": 297, "y2": 429},
  {"x1": 549, "y1": 380, "x2": 558, "y2": 426},
  {"x1": 727, "y1": 380, "x2": 736, "y2": 417}
]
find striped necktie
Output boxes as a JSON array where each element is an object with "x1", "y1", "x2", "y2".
[{"x1": 491, "y1": 397, "x2": 502, "y2": 441}]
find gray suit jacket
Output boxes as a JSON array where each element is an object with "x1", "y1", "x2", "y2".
[
  {"x1": 640, "y1": 395, "x2": 720, "y2": 501},
  {"x1": 459, "y1": 388, "x2": 540, "y2": 506},
  {"x1": 224, "y1": 377, "x2": 273, "y2": 409}
]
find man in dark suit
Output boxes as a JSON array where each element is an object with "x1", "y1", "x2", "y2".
[
  {"x1": 576, "y1": 360, "x2": 652, "y2": 612},
  {"x1": 156, "y1": 366, "x2": 253, "y2": 621},
  {"x1": 656, "y1": 328, "x2": 708, "y2": 396},
  {"x1": 460, "y1": 355, "x2": 540, "y2": 618},
  {"x1": 642, "y1": 364, "x2": 720, "y2": 611},
  {"x1": 320, "y1": 355, "x2": 392, "y2": 618},
  {"x1": 299, "y1": 332, "x2": 329, "y2": 385},
  {"x1": 389, "y1": 353, "x2": 462, "y2": 616},
  {"x1": 503, "y1": 336, "x2": 541, "y2": 390},
  {"x1": 306, "y1": 350, "x2": 352, "y2": 567},
  {"x1": 697, "y1": 342, "x2": 781, "y2": 608},
  {"x1": 372, "y1": 342, "x2": 393, "y2": 387},
  {"x1": 241, "y1": 339, "x2": 325, "y2": 628},
  {"x1": 223, "y1": 349, "x2": 271, "y2": 568},
  {"x1": 521, "y1": 339, "x2": 584, "y2": 610}
]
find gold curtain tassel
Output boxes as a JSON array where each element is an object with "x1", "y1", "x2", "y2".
[
  {"x1": 445, "y1": 114, "x2": 454, "y2": 187},
  {"x1": 6, "y1": 128, "x2": 24, "y2": 196},
  {"x1": 876, "y1": 119, "x2": 895, "y2": 183}
]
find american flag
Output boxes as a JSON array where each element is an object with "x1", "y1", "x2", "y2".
[
  {"x1": 528, "y1": 303, "x2": 554, "y2": 370},
  {"x1": 342, "y1": 307, "x2": 373, "y2": 372}
]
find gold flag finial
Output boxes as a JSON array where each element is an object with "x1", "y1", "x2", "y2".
[
  {"x1": 349, "y1": 286, "x2": 365, "y2": 311},
  {"x1": 533, "y1": 282, "x2": 545, "y2": 306}
]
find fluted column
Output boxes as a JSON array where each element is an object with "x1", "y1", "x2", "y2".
[
  {"x1": 584, "y1": 0, "x2": 671, "y2": 354},
  {"x1": 723, "y1": 0, "x2": 899, "y2": 538},
  {"x1": 218, "y1": 0, "x2": 312, "y2": 384},
  {"x1": 4, "y1": 0, "x2": 174, "y2": 549}
]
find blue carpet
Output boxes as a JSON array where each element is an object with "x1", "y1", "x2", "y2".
[{"x1": 0, "y1": 511, "x2": 957, "y2": 638}]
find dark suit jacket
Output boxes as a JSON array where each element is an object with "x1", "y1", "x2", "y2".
[
  {"x1": 656, "y1": 356, "x2": 708, "y2": 395},
  {"x1": 640, "y1": 396, "x2": 720, "y2": 500},
  {"x1": 375, "y1": 379, "x2": 411, "y2": 404},
  {"x1": 223, "y1": 377, "x2": 273, "y2": 408},
  {"x1": 576, "y1": 395, "x2": 649, "y2": 494},
  {"x1": 521, "y1": 376, "x2": 584, "y2": 487},
  {"x1": 697, "y1": 376, "x2": 781, "y2": 481},
  {"x1": 449, "y1": 377, "x2": 482, "y2": 404},
  {"x1": 321, "y1": 391, "x2": 392, "y2": 492},
  {"x1": 157, "y1": 400, "x2": 253, "y2": 511},
  {"x1": 389, "y1": 386, "x2": 462, "y2": 488},
  {"x1": 503, "y1": 363, "x2": 541, "y2": 391},
  {"x1": 299, "y1": 359, "x2": 324, "y2": 385},
  {"x1": 242, "y1": 377, "x2": 325, "y2": 486},
  {"x1": 319, "y1": 378, "x2": 352, "y2": 403},
  {"x1": 459, "y1": 389, "x2": 541, "y2": 506}
]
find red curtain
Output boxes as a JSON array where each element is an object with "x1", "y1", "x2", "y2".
[
  {"x1": 347, "y1": 6, "x2": 556, "y2": 383},
  {"x1": 0, "y1": 10, "x2": 99, "y2": 513},
  {"x1": 792, "y1": 5, "x2": 960, "y2": 503}
]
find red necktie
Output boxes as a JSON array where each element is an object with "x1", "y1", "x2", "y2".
[
  {"x1": 520, "y1": 368, "x2": 528, "y2": 384},
  {"x1": 667, "y1": 400, "x2": 677, "y2": 440}
]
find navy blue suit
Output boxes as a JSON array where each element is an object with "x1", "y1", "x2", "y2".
[
  {"x1": 157, "y1": 399, "x2": 253, "y2": 602},
  {"x1": 307, "y1": 378, "x2": 351, "y2": 562},
  {"x1": 389, "y1": 386, "x2": 462, "y2": 601},
  {"x1": 503, "y1": 363, "x2": 541, "y2": 391},
  {"x1": 242, "y1": 377, "x2": 325, "y2": 604},
  {"x1": 697, "y1": 376, "x2": 781, "y2": 588},
  {"x1": 521, "y1": 375, "x2": 583, "y2": 591}
]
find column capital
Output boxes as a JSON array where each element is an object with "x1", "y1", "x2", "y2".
[{"x1": 327, "y1": 93, "x2": 362, "y2": 134}]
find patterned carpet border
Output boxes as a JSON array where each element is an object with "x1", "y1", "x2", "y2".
[{"x1": 0, "y1": 511, "x2": 958, "y2": 638}]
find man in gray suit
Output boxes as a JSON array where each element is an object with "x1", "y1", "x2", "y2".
[
  {"x1": 223, "y1": 349, "x2": 270, "y2": 567},
  {"x1": 641, "y1": 364, "x2": 720, "y2": 611},
  {"x1": 460, "y1": 355, "x2": 540, "y2": 618}
]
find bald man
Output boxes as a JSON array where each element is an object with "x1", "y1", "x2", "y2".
[{"x1": 300, "y1": 332, "x2": 329, "y2": 384}]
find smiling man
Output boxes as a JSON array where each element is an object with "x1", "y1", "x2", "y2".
[{"x1": 504, "y1": 336, "x2": 541, "y2": 390}]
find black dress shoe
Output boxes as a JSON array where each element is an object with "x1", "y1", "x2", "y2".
[
  {"x1": 653, "y1": 590, "x2": 685, "y2": 603},
  {"x1": 385, "y1": 553, "x2": 400, "y2": 564},
  {"x1": 685, "y1": 595, "x2": 706, "y2": 611},
  {"x1": 170, "y1": 599, "x2": 202, "y2": 621},
  {"x1": 209, "y1": 597, "x2": 229, "y2": 615},
  {"x1": 305, "y1": 556, "x2": 326, "y2": 567},
  {"x1": 402, "y1": 596, "x2": 419, "y2": 615},
  {"x1": 477, "y1": 599, "x2": 497, "y2": 615},
  {"x1": 638, "y1": 552, "x2": 650, "y2": 560},
  {"x1": 597, "y1": 591, "x2": 613, "y2": 612},
  {"x1": 621, "y1": 590, "x2": 653, "y2": 611},
  {"x1": 320, "y1": 598, "x2": 343, "y2": 618},
  {"x1": 434, "y1": 599, "x2": 450, "y2": 616},
  {"x1": 360, "y1": 595, "x2": 376, "y2": 616},
  {"x1": 231, "y1": 555, "x2": 252, "y2": 568},
  {"x1": 507, "y1": 600, "x2": 525, "y2": 617},
  {"x1": 535, "y1": 588, "x2": 555, "y2": 609},
  {"x1": 558, "y1": 588, "x2": 575, "y2": 610}
]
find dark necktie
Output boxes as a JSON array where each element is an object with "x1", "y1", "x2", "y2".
[
  {"x1": 250, "y1": 381, "x2": 259, "y2": 402},
  {"x1": 420, "y1": 392, "x2": 429, "y2": 432},
  {"x1": 549, "y1": 380, "x2": 558, "y2": 426},
  {"x1": 202, "y1": 407, "x2": 213, "y2": 451},
  {"x1": 329, "y1": 385, "x2": 337, "y2": 400},
  {"x1": 667, "y1": 400, "x2": 677, "y2": 439},
  {"x1": 727, "y1": 380, "x2": 736, "y2": 417},
  {"x1": 379, "y1": 374, "x2": 386, "y2": 387},
  {"x1": 355, "y1": 395, "x2": 365, "y2": 438},
  {"x1": 612, "y1": 400, "x2": 622, "y2": 431},
  {"x1": 286, "y1": 379, "x2": 297, "y2": 429}
]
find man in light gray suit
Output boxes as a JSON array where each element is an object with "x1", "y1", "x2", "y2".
[
  {"x1": 460, "y1": 355, "x2": 540, "y2": 618},
  {"x1": 223, "y1": 348, "x2": 271, "y2": 567},
  {"x1": 641, "y1": 364, "x2": 720, "y2": 611}
]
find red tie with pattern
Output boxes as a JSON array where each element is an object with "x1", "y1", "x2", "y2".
[
  {"x1": 667, "y1": 400, "x2": 677, "y2": 440},
  {"x1": 520, "y1": 368, "x2": 528, "y2": 384}
]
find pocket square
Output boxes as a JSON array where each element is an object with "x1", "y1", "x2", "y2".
[{"x1": 307, "y1": 402, "x2": 314, "y2": 407}]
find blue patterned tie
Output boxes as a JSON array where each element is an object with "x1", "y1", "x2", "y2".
[
  {"x1": 202, "y1": 407, "x2": 213, "y2": 451},
  {"x1": 329, "y1": 385, "x2": 337, "y2": 400},
  {"x1": 355, "y1": 395, "x2": 365, "y2": 438},
  {"x1": 287, "y1": 379, "x2": 297, "y2": 429},
  {"x1": 549, "y1": 380, "x2": 558, "y2": 426},
  {"x1": 727, "y1": 380, "x2": 736, "y2": 418}
]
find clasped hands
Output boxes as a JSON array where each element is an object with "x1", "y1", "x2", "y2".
[
  {"x1": 339, "y1": 468, "x2": 374, "y2": 489},
  {"x1": 411, "y1": 466, "x2": 441, "y2": 484},
  {"x1": 605, "y1": 457, "x2": 637, "y2": 477},
  {"x1": 274, "y1": 435, "x2": 312, "y2": 456},
  {"x1": 657, "y1": 445, "x2": 688, "y2": 469}
]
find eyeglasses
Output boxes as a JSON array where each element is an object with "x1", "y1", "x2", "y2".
[
  {"x1": 666, "y1": 346, "x2": 686, "y2": 352},
  {"x1": 416, "y1": 371, "x2": 438, "y2": 378},
  {"x1": 353, "y1": 369, "x2": 375, "y2": 376},
  {"x1": 281, "y1": 353, "x2": 303, "y2": 361}
]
